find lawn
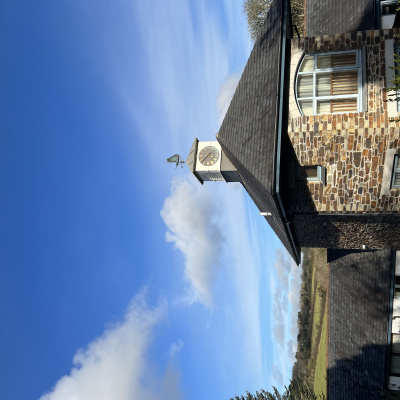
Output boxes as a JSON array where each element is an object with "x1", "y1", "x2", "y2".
[
  {"x1": 295, "y1": 248, "x2": 328, "y2": 396},
  {"x1": 314, "y1": 303, "x2": 328, "y2": 398},
  {"x1": 309, "y1": 248, "x2": 328, "y2": 398},
  {"x1": 310, "y1": 286, "x2": 324, "y2": 349}
]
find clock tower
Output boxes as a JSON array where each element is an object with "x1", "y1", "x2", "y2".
[{"x1": 185, "y1": 138, "x2": 241, "y2": 184}]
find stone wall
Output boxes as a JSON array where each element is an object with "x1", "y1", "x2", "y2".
[
  {"x1": 291, "y1": 213, "x2": 400, "y2": 248},
  {"x1": 287, "y1": 29, "x2": 400, "y2": 215}
]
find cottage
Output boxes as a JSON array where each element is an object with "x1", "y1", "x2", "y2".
[
  {"x1": 185, "y1": 0, "x2": 400, "y2": 397},
  {"x1": 187, "y1": 0, "x2": 400, "y2": 265}
]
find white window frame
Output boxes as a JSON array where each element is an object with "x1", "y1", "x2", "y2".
[
  {"x1": 296, "y1": 165, "x2": 326, "y2": 183},
  {"x1": 392, "y1": 155, "x2": 400, "y2": 188},
  {"x1": 295, "y1": 49, "x2": 363, "y2": 116}
]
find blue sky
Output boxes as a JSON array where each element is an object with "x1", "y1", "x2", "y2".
[{"x1": 0, "y1": 1, "x2": 302, "y2": 399}]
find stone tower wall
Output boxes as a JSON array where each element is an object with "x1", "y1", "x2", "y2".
[{"x1": 288, "y1": 29, "x2": 400, "y2": 215}]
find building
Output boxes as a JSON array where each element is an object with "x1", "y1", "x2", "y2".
[
  {"x1": 184, "y1": 0, "x2": 400, "y2": 397},
  {"x1": 186, "y1": 0, "x2": 400, "y2": 265}
]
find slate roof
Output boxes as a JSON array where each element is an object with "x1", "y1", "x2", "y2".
[
  {"x1": 217, "y1": 0, "x2": 299, "y2": 263},
  {"x1": 328, "y1": 249, "x2": 392, "y2": 400},
  {"x1": 305, "y1": 0, "x2": 376, "y2": 37}
]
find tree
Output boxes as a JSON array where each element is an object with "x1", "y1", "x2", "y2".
[
  {"x1": 386, "y1": 52, "x2": 400, "y2": 121},
  {"x1": 229, "y1": 379, "x2": 325, "y2": 400},
  {"x1": 384, "y1": 0, "x2": 400, "y2": 121},
  {"x1": 243, "y1": 0, "x2": 272, "y2": 42},
  {"x1": 243, "y1": 0, "x2": 305, "y2": 42},
  {"x1": 290, "y1": 0, "x2": 305, "y2": 37}
]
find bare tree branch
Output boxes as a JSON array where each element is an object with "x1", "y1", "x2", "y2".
[{"x1": 243, "y1": 0, "x2": 305, "y2": 42}]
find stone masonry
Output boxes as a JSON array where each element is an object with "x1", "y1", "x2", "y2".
[
  {"x1": 285, "y1": 29, "x2": 400, "y2": 249},
  {"x1": 288, "y1": 29, "x2": 400, "y2": 213}
]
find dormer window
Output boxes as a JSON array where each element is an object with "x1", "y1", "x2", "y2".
[{"x1": 296, "y1": 50, "x2": 363, "y2": 116}]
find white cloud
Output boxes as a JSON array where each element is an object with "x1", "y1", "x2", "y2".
[
  {"x1": 167, "y1": 339, "x2": 184, "y2": 360},
  {"x1": 289, "y1": 262, "x2": 302, "y2": 339},
  {"x1": 272, "y1": 284, "x2": 286, "y2": 349},
  {"x1": 274, "y1": 248, "x2": 292, "y2": 288},
  {"x1": 272, "y1": 250, "x2": 301, "y2": 336},
  {"x1": 287, "y1": 339, "x2": 297, "y2": 364},
  {"x1": 271, "y1": 249, "x2": 302, "y2": 386},
  {"x1": 74, "y1": 0, "x2": 250, "y2": 169},
  {"x1": 157, "y1": 365, "x2": 183, "y2": 400},
  {"x1": 272, "y1": 366, "x2": 283, "y2": 387},
  {"x1": 216, "y1": 186, "x2": 265, "y2": 387},
  {"x1": 161, "y1": 179, "x2": 267, "y2": 389},
  {"x1": 39, "y1": 291, "x2": 183, "y2": 400},
  {"x1": 217, "y1": 72, "x2": 242, "y2": 125},
  {"x1": 160, "y1": 175, "x2": 224, "y2": 308}
]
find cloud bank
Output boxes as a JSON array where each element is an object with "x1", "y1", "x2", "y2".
[
  {"x1": 271, "y1": 249, "x2": 302, "y2": 385},
  {"x1": 39, "y1": 292, "x2": 182, "y2": 400},
  {"x1": 216, "y1": 72, "x2": 241, "y2": 125},
  {"x1": 160, "y1": 175, "x2": 224, "y2": 308}
]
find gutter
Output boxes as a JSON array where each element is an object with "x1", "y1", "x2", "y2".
[
  {"x1": 275, "y1": 0, "x2": 301, "y2": 265},
  {"x1": 376, "y1": 0, "x2": 381, "y2": 30}
]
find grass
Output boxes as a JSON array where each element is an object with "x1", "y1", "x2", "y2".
[
  {"x1": 307, "y1": 282, "x2": 325, "y2": 386},
  {"x1": 294, "y1": 248, "x2": 328, "y2": 392},
  {"x1": 314, "y1": 303, "x2": 328, "y2": 398},
  {"x1": 308, "y1": 248, "x2": 328, "y2": 397},
  {"x1": 311, "y1": 287, "x2": 324, "y2": 348},
  {"x1": 311, "y1": 255, "x2": 316, "y2": 296}
]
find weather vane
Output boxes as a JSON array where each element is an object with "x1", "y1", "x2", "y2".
[{"x1": 166, "y1": 154, "x2": 185, "y2": 168}]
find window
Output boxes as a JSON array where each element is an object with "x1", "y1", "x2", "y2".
[
  {"x1": 296, "y1": 50, "x2": 363, "y2": 116},
  {"x1": 392, "y1": 155, "x2": 400, "y2": 188},
  {"x1": 381, "y1": 0, "x2": 398, "y2": 16},
  {"x1": 297, "y1": 165, "x2": 326, "y2": 184}
]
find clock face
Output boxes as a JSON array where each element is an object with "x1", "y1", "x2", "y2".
[{"x1": 198, "y1": 146, "x2": 220, "y2": 166}]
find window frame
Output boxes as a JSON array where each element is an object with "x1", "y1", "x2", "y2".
[
  {"x1": 392, "y1": 155, "x2": 400, "y2": 188},
  {"x1": 296, "y1": 165, "x2": 326, "y2": 184},
  {"x1": 295, "y1": 49, "x2": 363, "y2": 116}
]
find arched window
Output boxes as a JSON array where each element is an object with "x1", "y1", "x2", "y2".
[{"x1": 296, "y1": 50, "x2": 363, "y2": 116}]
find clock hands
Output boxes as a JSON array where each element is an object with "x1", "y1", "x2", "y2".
[
  {"x1": 198, "y1": 146, "x2": 219, "y2": 166},
  {"x1": 202, "y1": 152, "x2": 213, "y2": 162}
]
